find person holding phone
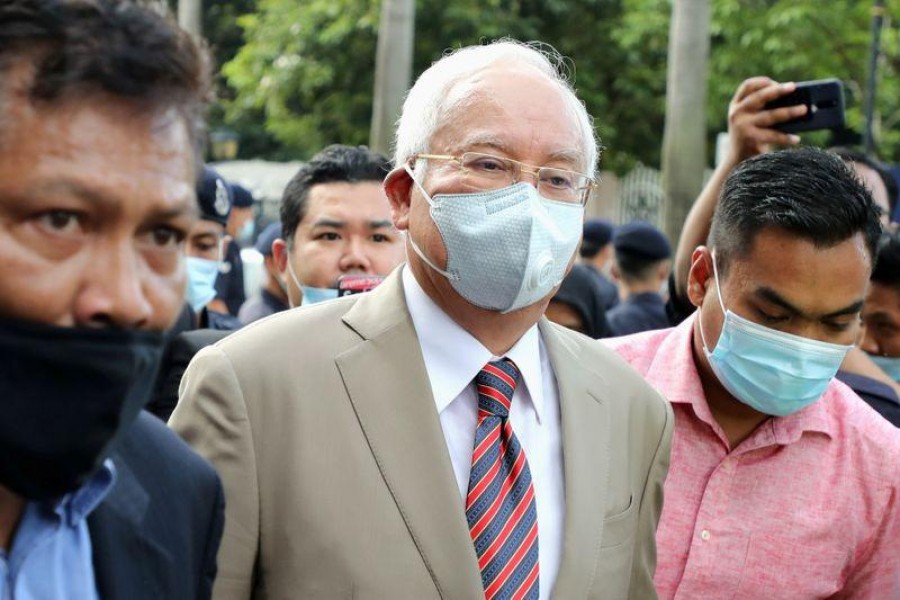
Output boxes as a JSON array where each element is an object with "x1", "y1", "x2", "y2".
[{"x1": 608, "y1": 78, "x2": 900, "y2": 598}]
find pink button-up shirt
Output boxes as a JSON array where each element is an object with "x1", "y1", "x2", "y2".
[{"x1": 606, "y1": 315, "x2": 900, "y2": 599}]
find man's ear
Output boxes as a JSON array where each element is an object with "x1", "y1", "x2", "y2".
[
  {"x1": 384, "y1": 166, "x2": 414, "y2": 231},
  {"x1": 658, "y1": 259, "x2": 672, "y2": 283},
  {"x1": 610, "y1": 261, "x2": 621, "y2": 282},
  {"x1": 272, "y1": 238, "x2": 288, "y2": 275},
  {"x1": 687, "y1": 246, "x2": 714, "y2": 308}
]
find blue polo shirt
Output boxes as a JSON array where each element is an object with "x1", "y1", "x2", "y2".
[{"x1": 0, "y1": 461, "x2": 116, "y2": 600}]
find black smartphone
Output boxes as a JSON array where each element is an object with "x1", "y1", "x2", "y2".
[{"x1": 763, "y1": 78, "x2": 845, "y2": 133}]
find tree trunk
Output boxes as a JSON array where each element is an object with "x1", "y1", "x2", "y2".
[
  {"x1": 178, "y1": 0, "x2": 202, "y2": 38},
  {"x1": 370, "y1": 0, "x2": 415, "y2": 156},
  {"x1": 661, "y1": 0, "x2": 711, "y2": 247}
]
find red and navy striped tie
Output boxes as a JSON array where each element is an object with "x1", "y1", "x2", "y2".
[{"x1": 465, "y1": 359, "x2": 539, "y2": 600}]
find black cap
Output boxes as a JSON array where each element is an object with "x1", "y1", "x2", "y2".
[
  {"x1": 613, "y1": 221, "x2": 671, "y2": 260},
  {"x1": 254, "y1": 222, "x2": 281, "y2": 256},
  {"x1": 231, "y1": 183, "x2": 255, "y2": 208},
  {"x1": 583, "y1": 218, "x2": 615, "y2": 248},
  {"x1": 197, "y1": 166, "x2": 232, "y2": 226}
]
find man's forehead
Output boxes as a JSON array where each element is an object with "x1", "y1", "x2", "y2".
[
  {"x1": 431, "y1": 70, "x2": 584, "y2": 164},
  {"x1": 305, "y1": 181, "x2": 389, "y2": 213},
  {"x1": 0, "y1": 89, "x2": 197, "y2": 212},
  {"x1": 722, "y1": 232, "x2": 871, "y2": 308}
]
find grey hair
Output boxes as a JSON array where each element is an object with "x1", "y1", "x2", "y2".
[{"x1": 392, "y1": 39, "x2": 599, "y2": 178}]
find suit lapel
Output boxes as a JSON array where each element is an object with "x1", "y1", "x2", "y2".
[
  {"x1": 540, "y1": 320, "x2": 611, "y2": 598},
  {"x1": 337, "y1": 270, "x2": 483, "y2": 599},
  {"x1": 88, "y1": 455, "x2": 172, "y2": 600}
]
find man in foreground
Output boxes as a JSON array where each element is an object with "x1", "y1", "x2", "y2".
[
  {"x1": 608, "y1": 147, "x2": 900, "y2": 597},
  {"x1": 0, "y1": 0, "x2": 223, "y2": 597},
  {"x1": 172, "y1": 41, "x2": 672, "y2": 599}
]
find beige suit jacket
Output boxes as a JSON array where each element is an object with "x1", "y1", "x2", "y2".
[{"x1": 171, "y1": 269, "x2": 673, "y2": 599}]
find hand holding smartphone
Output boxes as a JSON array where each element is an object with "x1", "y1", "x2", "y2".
[{"x1": 763, "y1": 78, "x2": 845, "y2": 133}]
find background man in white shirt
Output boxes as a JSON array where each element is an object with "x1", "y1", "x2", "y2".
[{"x1": 171, "y1": 40, "x2": 672, "y2": 600}]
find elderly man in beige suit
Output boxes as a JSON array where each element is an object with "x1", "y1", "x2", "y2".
[{"x1": 171, "y1": 40, "x2": 673, "y2": 600}]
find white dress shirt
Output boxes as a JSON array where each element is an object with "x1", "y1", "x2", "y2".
[{"x1": 402, "y1": 266, "x2": 565, "y2": 599}]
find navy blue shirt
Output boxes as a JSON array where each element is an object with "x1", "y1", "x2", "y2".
[
  {"x1": 214, "y1": 242, "x2": 245, "y2": 316},
  {"x1": 237, "y1": 289, "x2": 288, "y2": 326},
  {"x1": 836, "y1": 371, "x2": 900, "y2": 428},
  {"x1": 585, "y1": 265, "x2": 620, "y2": 310},
  {"x1": 607, "y1": 292, "x2": 669, "y2": 337}
]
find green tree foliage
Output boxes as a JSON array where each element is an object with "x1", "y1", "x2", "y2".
[{"x1": 218, "y1": 0, "x2": 900, "y2": 169}]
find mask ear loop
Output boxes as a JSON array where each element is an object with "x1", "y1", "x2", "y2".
[
  {"x1": 402, "y1": 163, "x2": 460, "y2": 282},
  {"x1": 698, "y1": 250, "x2": 727, "y2": 353},
  {"x1": 283, "y1": 255, "x2": 306, "y2": 308}
]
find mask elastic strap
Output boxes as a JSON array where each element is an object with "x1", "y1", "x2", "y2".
[
  {"x1": 403, "y1": 163, "x2": 436, "y2": 208},
  {"x1": 402, "y1": 162, "x2": 459, "y2": 282},
  {"x1": 407, "y1": 236, "x2": 459, "y2": 281},
  {"x1": 286, "y1": 259, "x2": 303, "y2": 308},
  {"x1": 710, "y1": 251, "x2": 727, "y2": 314},
  {"x1": 698, "y1": 251, "x2": 726, "y2": 353}
]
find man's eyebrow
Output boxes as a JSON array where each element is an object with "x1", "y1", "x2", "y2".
[
  {"x1": 27, "y1": 179, "x2": 117, "y2": 208},
  {"x1": 145, "y1": 201, "x2": 198, "y2": 221},
  {"x1": 311, "y1": 218, "x2": 346, "y2": 228},
  {"x1": 462, "y1": 134, "x2": 510, "y2": 154},
  {"x1": 755, "y1": 287, "x2": 863, "y2": 319},
  {"x1": 461, "y1": 136, "x2": 584, "y2": 168},
  {"x1": 547, "y1": 149, "x2": 587, "y2": 169},
  {"x1": 368, "y1": 220, "x2": 394, "y2": 229},
  {"x1": 754, "y1": 287, "x2": 804, "y2": 316},
  {"x1": 822, "y1": 301, "x2": 865, "y2": 319},
  {"x1": 27, "y1": 179, "x2": 196, "y2": 218},
  {"x1": 863, "y1": 310, "x2": 894, "y2": 323}
]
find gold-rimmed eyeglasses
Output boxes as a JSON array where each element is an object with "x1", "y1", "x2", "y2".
[{"x1": 413, "y1": 152, "x2": 595, "y2": 205}]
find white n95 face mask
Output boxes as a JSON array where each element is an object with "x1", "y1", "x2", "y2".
[{"x1": 405, "y1": 165, "x2": 584, "y2": 313}]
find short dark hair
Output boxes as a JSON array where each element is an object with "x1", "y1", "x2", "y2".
[
  {"x1": 615, "y1": 250, "x2": 665, "y2": 284},
  {"x1": 830, "y1": 147, "x2": 899, "y2": 216},
  {"x1": 872, "y1": 230, "x2": 900, "y2": 293},
  {"x1": 708, "y1": 147, "x2": 882, "y2": 278},
  {"x1": 579, "y1": 241, "x2": 601, "y2": 259},
  {"x1": 280, "y1": 144, "x2": 391, "y2": 246},
  {"x1": 0, "y1": 0, "x2": 210, "y2": 159}
]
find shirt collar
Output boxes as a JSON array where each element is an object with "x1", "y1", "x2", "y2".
[
  {"x1": 52, "y1": 458, "x2": 117, "y2": 527},
  {"x1": 628, "y1": 292, "x2": 665, "y2": 305},
  {"x1": 261, "y1": 288, "x2": 289, "y2": 311},
  {"x1": 402, "y1": 266, "x2": 545, "y2": 423},
  {"x1": 645, "y1": 312, "x2": 833, "y2": 443}
]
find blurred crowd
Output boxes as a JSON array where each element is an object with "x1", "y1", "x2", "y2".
[{"x1": 1, "y1": 1, "x2": 898, "y2": 600}]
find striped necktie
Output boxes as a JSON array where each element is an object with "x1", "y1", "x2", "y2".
[{"x1": 465, "y1": 359, "x2": 539, "y2": 600}]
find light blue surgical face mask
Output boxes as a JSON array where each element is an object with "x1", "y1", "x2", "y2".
[
  {"x1": 869, "y1": 354, "x2": 900, "y2": 383},
  {"x1": 238, "y1": 219, "x2": 255, "y2": 244},
  {"x1": 300, "y1": 286, "x2": 339, "y2": 306},
  {"x1": 285, "y1": 258, "x2": 339, "y2": 307},
  {"x1": 185, "y1": 256, "x2": 220, "y2": 312},
  {"x1": 404, "y1": 165, "x2": 584, "y2": 313},
  {"x1": 699, "y1": 255, "x2": 852, "y2": 417}
]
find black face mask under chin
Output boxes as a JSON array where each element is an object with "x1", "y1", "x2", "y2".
[{"x1": 0, "y1": 319, "x2": 165, "y2": 501}]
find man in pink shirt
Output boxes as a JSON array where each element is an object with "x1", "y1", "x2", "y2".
[{"x1": 608, "y1": 139, "x2": 900, "y2": 596}]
